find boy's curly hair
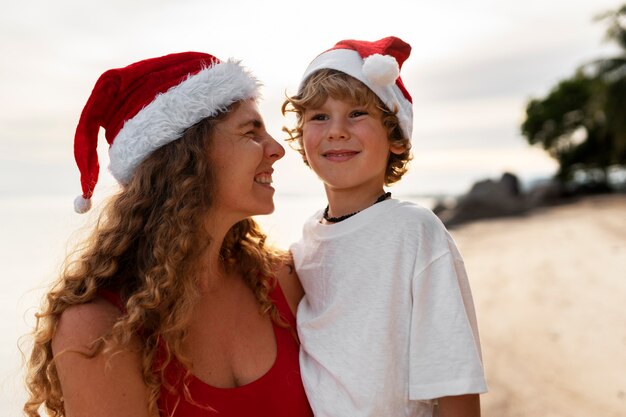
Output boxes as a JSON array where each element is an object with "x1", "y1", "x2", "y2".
[{"x1": 282, "y1": 69, "x2": 412, "y2": 185}]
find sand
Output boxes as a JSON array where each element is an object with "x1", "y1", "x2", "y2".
[{"x1": 449, "y1": 194, "x2": 626, "y2": 417}]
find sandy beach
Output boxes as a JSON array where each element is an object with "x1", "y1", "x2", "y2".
[
  {"x1": 3, "y1": 194, "x2": 624, "y2": 416},
  {"x1": 449, "y1": 194, "x2": 626, "y2": 417}
]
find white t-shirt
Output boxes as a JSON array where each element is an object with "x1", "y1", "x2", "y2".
[{"x1": 291, "y1": 199, "x2": 487, "y2": 417}]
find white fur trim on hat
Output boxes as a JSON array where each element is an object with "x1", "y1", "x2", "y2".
[
  {"x1": 300, "y1": 49, "x2": 413, "y2": 140},
  {"x1": 109, "y1": 59, "x2": 260, "y2": 184}
]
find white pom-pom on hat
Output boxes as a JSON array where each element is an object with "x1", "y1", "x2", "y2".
[
  {"x1": 362, "y1": 53, "x2": 400, "y2": 86},
  {"x1": 74, "y1": 195, "x2": 92, "y2": 214}
]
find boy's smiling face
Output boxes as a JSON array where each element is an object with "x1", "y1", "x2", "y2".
[{"x1": 302, "y1": 96, "x2": 403, "y2": 196}]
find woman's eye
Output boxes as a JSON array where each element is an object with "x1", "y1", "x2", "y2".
[{"x1": 244, "y1": 131, "x2": 260, "y2": 141}]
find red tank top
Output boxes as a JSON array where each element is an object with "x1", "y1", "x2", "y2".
[{"x1": 99, "y1": 284, "x2": 313, "y2": 417}]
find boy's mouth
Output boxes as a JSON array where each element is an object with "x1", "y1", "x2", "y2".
[{"x1": 322, "y1": 150, "x2": 360, "y2": 159}]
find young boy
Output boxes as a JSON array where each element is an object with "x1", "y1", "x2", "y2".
[{"x1": 283, "y1": 37, "x2": 488, "y2": 417}]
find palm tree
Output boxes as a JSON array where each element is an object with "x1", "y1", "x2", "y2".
[{"x1": 521, "y1": 4, "x2": 626, "y2": 187}]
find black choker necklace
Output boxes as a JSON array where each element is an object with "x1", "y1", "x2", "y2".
[{"x1": 323, "y1": 192, "x2": 391, "y2": 223}]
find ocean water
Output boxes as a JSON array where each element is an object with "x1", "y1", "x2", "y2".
[{"x1": 0, "y1": 192, "x2": 433, "y2": 416}]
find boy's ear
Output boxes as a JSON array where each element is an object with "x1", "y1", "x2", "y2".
[{"x1": 389, "y1": 143, "x2": 405, "y2": 155}]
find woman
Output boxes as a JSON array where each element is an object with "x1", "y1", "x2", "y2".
[{"x1": 23, "y1": 52, "x2": 312, "y2": 417}]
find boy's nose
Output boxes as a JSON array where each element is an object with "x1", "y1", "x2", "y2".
[{"x1": 328, "y1": 119, "x2": 349, "y2": 141}]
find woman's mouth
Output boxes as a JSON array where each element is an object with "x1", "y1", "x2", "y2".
[{"x1": 254, "y1": 173, "x2": 273, "y2": 185}]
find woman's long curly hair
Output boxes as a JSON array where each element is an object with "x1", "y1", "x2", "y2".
[
  {"x1": 23, "y1": 102, "x2": 284, "y2": 417},
  {"x1": 282, "y1": 68, "x2": 412, "y2": 185}
]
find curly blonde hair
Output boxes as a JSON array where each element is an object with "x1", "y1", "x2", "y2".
[
  {"x1": 23, "y1": 104, "x2": 286, "y2": 417},
  {"x1": 282, "y1": 69, "x2": 412, "y2": 185}
]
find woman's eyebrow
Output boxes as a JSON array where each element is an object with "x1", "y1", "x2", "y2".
[{"x1": 237, "y1": 119, "x2": 263, "y2": 129}]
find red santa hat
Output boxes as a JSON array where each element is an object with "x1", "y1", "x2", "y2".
[
  {"x1": 73, "y1": 51, "x2": 260, "y2": 213},
  {"x1": 298, "y1": 36, "x2": 413, "y2": 140}
]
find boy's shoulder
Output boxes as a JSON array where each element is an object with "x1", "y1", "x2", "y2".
[
  {"x1": 386, "y1": 199, "x2": 442, "y2": 225},
  {"x1": 383, "y1": 199, "x2": 450, "y2": 238}
]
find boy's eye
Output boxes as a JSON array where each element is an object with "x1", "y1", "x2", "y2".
[
  {"x1": 309, "y1": 113, "x2": 328, "y2": 121},
  {"x1": 350, "y1": 110, "x2": 368, "y2": 118}
]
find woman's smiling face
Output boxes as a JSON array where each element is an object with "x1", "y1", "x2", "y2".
[{"x1": 210, "y1": 99, "x2": 285, "y2": 220}]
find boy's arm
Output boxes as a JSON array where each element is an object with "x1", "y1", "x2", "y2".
[
  {"x1": 276, "y1": 254, "x2": 305, "y2": 316},
  {"x1": 436, "y1": 394, "x2": 481, "y2": 417}
]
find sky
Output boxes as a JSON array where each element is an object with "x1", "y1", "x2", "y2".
[
  {"x1": 1, "y1": 0, "x2": 624, "y2": 414},
  {"x1": 1, "y1": 0, "x2": 623, "y2": 200}
]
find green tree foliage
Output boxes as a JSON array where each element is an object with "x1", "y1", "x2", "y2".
[{"x1": 521, "y1": 5, "x2": 626, "y2": 183}]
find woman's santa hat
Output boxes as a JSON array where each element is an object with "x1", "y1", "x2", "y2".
[
  {"x1": 298, "y1": 36, "x2": 413, "y2": 140},
  {"x1": 73, "y1": 52, "x2": 260, "y2": 213}
]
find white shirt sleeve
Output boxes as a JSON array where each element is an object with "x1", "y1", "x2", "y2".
[{"x1": 408, "y1": 249, "x2": 488, "y2": 400}]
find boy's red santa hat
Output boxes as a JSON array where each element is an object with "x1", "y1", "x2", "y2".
[
  {"x1": 299, "y1": 36, "x2": 413, "y2": 141},
  {"x1": 73, "y1": 52, "x2": 260, "y2": 213}
]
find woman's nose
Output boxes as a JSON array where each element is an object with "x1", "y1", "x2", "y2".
[{"x1": 266, "y1": 135, "x2": 285, "y2": 160}]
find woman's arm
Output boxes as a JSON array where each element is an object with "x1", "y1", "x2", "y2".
[
  {"x1": 437, "y1": 394, "x2": 481, "y2": 417},
  {"x1": 51, "y1": 298, "x2": 155, "y2": 417},
  {"x1": 275, "y1": 254, "x2": 305, "y2": 316}
]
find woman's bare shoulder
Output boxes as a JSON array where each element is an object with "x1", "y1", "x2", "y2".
[
  {"x1": 52, "y1": 297, "x2": 122, "y2": 354},
  {"x1": 50, "y1": 298, "x2": 153, "y2": 416}
]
